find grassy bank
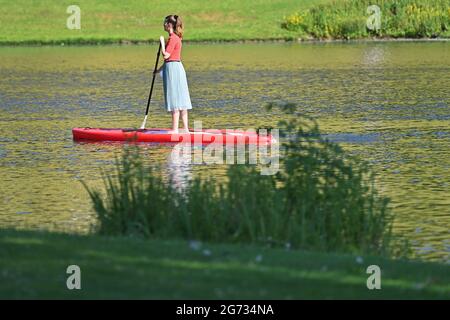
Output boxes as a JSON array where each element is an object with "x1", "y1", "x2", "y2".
[
  {"x1": 0, "y1": 229, "x2": 449, "y2": 299},
  {"x1": 283, "y1": 0, "x2": 450, "y2": 39},
  {"x1": 0, "y1": 0, "x2": 331, "y2": 45},
  {"x1": 1, "y1": 1, "x2": 448, "y2": 45}
]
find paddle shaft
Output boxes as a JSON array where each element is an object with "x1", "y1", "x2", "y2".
[
  {"x1": 141, "y1": 42, "x2": 162, "y2": 129},
  {"x1": 145, "y1": 43, "x2": 162, "y2": 115}
]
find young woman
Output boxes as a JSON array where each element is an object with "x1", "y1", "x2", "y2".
[{"x1": 155, "y1": 15, "x2": 192, "y2": 134}]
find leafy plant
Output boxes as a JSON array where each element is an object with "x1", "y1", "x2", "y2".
[
  {"x1": 282, "y1": 0, "x2": 450, "y2": 39},
  {"x1": 85, "y1": 103, "x2": 397, "y2": 256}
]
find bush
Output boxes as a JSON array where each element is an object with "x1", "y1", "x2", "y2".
[
  {"x1": 282, "y1": 0, "x2": 450, "y2": 39},
  {"x1": 84, "y1": 103, "x2": 395, "y2": 256}
]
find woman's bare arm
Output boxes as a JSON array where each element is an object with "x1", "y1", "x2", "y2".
[{"x1": 160, "y1": 36, "x2": 171, "y2": 59}]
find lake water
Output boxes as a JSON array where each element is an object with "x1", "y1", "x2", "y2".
[{"x1": 0, "y1": 42, "x2": 449, "y2": 262}]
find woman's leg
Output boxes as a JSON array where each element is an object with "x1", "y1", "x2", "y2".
[
  {"x1": 181, "y1": 110, "x2": 189, "y2": 132},
  {"x1": 171, "y1": 110, "x2": 180, "y2": 133}
]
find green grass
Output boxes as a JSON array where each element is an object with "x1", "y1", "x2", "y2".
[
  {"x1": 282, "y1": 0, "x2": 450, "y2": 39},
  {"x1": 0, "y1": 0, "x2": 332, "y2": 45},
  {"x1": 0, "y1": 229, "x2": 449, "y2": 299},
  {"x1": 1, "y1": 1, "x2": 448, "y2": 45}
]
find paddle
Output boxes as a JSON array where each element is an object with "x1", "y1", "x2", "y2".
[{"x1": 140, "y1": 42, "x2": 162, "y2": 129}]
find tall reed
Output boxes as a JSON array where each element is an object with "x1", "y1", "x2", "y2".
[{"x1": 85, "y1": 103, "x2": 395, "y2": 256}]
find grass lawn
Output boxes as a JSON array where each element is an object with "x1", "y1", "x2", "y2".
[
  {"x1": 0, "y1": 0, "x2": 331, "y2": 44},
  {"x1": 0, "y1": 229, "x2": 449, "y2": 299}
]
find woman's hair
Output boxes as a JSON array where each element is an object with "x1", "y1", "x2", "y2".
[{"x1": 164, "y1": 15, "x2": 183, "y2": 38}]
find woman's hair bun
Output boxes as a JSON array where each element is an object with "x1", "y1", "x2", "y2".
[{"x1": 174, "y1": 15, "x2": 178, "y2": 20}]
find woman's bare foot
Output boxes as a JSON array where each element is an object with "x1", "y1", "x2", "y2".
[{"x1": 167, "y1": 129, "x2": 179, "y2": 134}]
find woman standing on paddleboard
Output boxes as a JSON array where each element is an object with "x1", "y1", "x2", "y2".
[{"x1": 155, "y1": 15, "x2": 192, "y2": 134}]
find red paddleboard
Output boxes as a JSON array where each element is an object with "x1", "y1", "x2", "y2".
[{"x1": 72, "y1": 128, "x2": 276, "y2": 145}]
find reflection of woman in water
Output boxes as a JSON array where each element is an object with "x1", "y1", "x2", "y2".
[{"x1": 166, "y1": 143, "x2": 192, "y2": 191}]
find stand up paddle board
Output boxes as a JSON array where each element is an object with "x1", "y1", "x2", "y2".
[{"x1": 72, "y1": 128, "x2": 276, "y2": 145}]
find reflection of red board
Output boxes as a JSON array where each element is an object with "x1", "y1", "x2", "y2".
[{"x1": 72, "y1": 128, "x2": 276, "y2": 145}]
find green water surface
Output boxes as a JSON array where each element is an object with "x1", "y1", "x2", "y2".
[{"x1": 0, "y1": 42, "x2": 448, "y2": 261}]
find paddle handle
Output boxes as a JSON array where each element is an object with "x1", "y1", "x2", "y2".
[{"x1": 141, "y1": 42, "x2": 162, "y2": 129}]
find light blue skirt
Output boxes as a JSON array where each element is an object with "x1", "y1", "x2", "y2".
[{"x1": 162, "y1": 61, "x2": 192, "y2": 112}]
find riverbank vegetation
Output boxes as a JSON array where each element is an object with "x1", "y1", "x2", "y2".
[
  {"x1": 0, "y1": 0, "x2": 330, "y2": 45},
  {"x1": 84, "y1": 104, "x2": 398, "y2": 257},
  {"x1": 282, "y1": 0, "x2": 450, "y2": 39},
  {"x1": 1, "y1": 1, "x2": 449, "y2": 45}
]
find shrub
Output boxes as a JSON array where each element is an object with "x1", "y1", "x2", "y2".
[
  {"x1": 84, "y1": 103, "x2": 395, "y2": 256},
  {"x1": 282, "y1": 0, "x2": 450, "y2": 39}
]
